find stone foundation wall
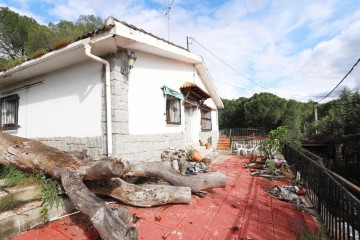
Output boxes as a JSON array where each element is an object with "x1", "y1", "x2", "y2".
[
  {"x1": 199, "y1": 130, "x2": 219, "y2": 149},
  {"x1": 114, "y1": 133, "x2": 185, "y2": 164},
  {"x1": 36, "y1": 136, "x2": 105, "y2": 159}
]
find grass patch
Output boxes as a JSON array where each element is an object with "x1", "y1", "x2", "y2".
[
  {"x1": 29, "y1": 48, "x2": 48, "y2": 60},
  {"x1": 300, "y1": 229, "x2": 321, "y2": 240},
  {"x1": 0, "y1": 193, "x2": 28, "y2": 213},
  {"x1": 0, "y1": 166, "x2": 63, "y2": 222},
  {"x1": 52, "y1": 38, "x2": 72, "y2": 50},
  {"x1": 0, "y1": 165, "x2": 40, "y2": 188}
]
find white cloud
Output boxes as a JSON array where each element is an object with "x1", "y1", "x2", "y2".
[{"x1": 2, "y1": 0, "x2": 360, "y2": 102}]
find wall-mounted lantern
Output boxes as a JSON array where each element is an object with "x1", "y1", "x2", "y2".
[{"x1": 121, "y1": 51, "x2": 137, "y2": 76}]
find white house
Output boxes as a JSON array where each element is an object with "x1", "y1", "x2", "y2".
[{"x1": 0, "y1": 17, "x2": 224, "y2": 163}]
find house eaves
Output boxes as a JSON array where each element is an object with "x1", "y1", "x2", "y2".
[
  {"x1": 107, "y1": 18, "x2": 224, "y2": 109},
  {"x1": 195, "y1": 62, "x2": 224, "y2": 109},
  {"x1": 0, "y1": 41, "x2": 89, "y2": 90},
  {"x1": 0, "y1": 17, "x2": 224, "y2": 109},
  {"x1": 108, "y1": 17, "x2": 202, "y2": 64}
]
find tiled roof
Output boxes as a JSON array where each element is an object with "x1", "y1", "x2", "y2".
[
  {"x1": 76, "y1": 24, "x2": 115, "y2": 40},
  {"x1": 119, "y1": 20, "x2": 189, "y2": 52},
  {"x1": 180, "y1": 81, "x2": 211, "y2": 100}
]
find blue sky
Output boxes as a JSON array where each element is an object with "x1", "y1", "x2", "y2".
[{"x1": 1, "y1": 0, "x2": 360, "y2": 102}]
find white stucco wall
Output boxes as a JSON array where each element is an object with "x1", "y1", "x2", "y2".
[
  {"x1": 128, "y1": 51, "x2": 219, "y2": 139},
  {"x1": 1, "y1": 61, "x2": 102, "y2": 138}
]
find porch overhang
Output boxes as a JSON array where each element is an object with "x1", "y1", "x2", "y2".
[{"x1": 180, "y1": 82, "x2": 211, "y2": 108}]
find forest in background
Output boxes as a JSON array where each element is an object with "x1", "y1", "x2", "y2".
[
  {"x1": 0, "y1": 7, "x2": 104, "y2": 71},
  {"x1": 219, "y1": 89, "x2": 360, "y2": 181}
]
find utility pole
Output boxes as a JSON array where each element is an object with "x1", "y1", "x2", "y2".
[{"x1": 313, "y1": 101, "x2": 318, "y2": 134}]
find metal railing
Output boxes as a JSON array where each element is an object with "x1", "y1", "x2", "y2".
[
  {"x1": 230, "y1": 128, "x2": 265, "y2": 138},
  {"x1": 284, "y1": 144, "x2": 360, "y2": 240},
  {"x1": 220, "y1": 128, "x2": 266, "y2": 138},
  {"x1": 219, "y1": 128, "x2": 266, "y2": 150}
]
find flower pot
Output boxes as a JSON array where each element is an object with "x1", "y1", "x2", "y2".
[{"x1": 192, "y1": 150, "x2": 201, "y2": 162}]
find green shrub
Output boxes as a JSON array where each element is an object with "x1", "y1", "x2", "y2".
[
  {"x1": 0, "y1": 56, "x2": 27, "y2": 72},
  {"x1": 30, "y1": 48, "x2": 48, "y2": 60},
  {"x1": 52, "y1": 38, "x2": 72, "y2": 50},
  {"x1": 0, "y1": 166, "x2": 62, "y2": 222},
  {"x1": 39, "y1": 176, "x2": 63, "y2": 222}
]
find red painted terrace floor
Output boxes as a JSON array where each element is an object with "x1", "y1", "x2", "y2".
[{"x1": 10, "y1": 155, "x2": 320, "y2": 240}]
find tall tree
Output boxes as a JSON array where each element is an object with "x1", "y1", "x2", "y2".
[
  {"x1": 76, "y1": 15, "x2": 104, "y2": 34},
  {"x1": 281, "y1": 99, "x2": 302, "y2": 138},
  {"x1": 0, "y1": 7, "x2": 41, "y2": 58},
  {"x1": 244, "y1": 92, "x2": 287, "y2": 131},
  {"x1": 48, "y1": 15, "x2": 104, "y2": 42}
]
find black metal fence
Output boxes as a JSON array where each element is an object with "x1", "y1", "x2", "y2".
[
  {"x1": 230, "y1": 128, "x2": 265, "y2": 138},
  {"x1": 284, "y1": 144, "x2": 360, "y2": 240},
  {"x1": 220, "y1": 128, "x2": 266, "y2": 138}
]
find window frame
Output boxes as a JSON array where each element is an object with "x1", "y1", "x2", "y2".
[
  {"x1": 201, "y1": 107, "x2": 212, "y2": 131},
  {"x1": 0, "y1": 94, "x2": 20, "y2": 131},
  {"x1": 165, "y1": 95, "x2": 182, "y2": 125}
]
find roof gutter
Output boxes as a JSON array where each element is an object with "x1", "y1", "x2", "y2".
[{"x1": 83, "y1": 42, "x2": 113, "y2": 156}]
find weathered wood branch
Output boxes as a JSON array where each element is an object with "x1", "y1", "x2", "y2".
[
  {"x1": 55, "y1": 167, "x2": 138, "y2": 240},
  {"x1": 0, "y1": 132, "x2": 138, "y2": 239},
  {"x1": 88, "y1": 178, "x2": 191, "y2": 207},
  {"x1": 0, "y1": 132, "x2": 129, "y2": 180},
  {"x1": 125, "y1": 162, "x2": 226, "y2": 190}
]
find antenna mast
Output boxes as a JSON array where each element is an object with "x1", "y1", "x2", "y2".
[{"x1": 165, "y1": 0, "x2": 175, "y2": 40}]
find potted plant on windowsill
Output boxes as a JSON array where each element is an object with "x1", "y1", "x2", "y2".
[{"x1": 186, "y1": 146, "x2": 201, "y2": 162}]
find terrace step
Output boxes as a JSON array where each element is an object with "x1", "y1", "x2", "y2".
[
  {"x1": 0, "y1": 183, "x2": 74, "y2": 239},
  {"x1": 216, "y1": 138, "x2": 231, "y2": 150}
]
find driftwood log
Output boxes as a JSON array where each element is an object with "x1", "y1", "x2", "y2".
[
  {"x1": 0, "y1": 132, "x2": 192, "y2": 205},
  {"x1": 56, "y1": 167, "x2": 138, "y2": 240},
  {"x1": 88, "y1": 178, "x2": 191, "y2": 207},
  {"x1": 0, "y1": 132, "x2": 138, "y2": 240},
  {"x1": 126, "y1": 162, "x2": 226, "y2": 190}
]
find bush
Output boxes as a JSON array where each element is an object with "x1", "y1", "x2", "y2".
[
  {"x1": 30, "y1": 48, "x2": 48, "y2": 60},
  {"x1": 52, "y1": 38, "x2": 72, "y2": 50}
]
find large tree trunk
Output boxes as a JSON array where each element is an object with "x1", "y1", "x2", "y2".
[
  {"x1": 0, "y1": 132, "x2": 137, "y2": 240},
  {"x1": 0, "y1": 132, "x2": 192, "y2": 206},
  {"x1": 0, "y1": 133, "x2": 129, "y2": 180},
  {"x1": 126, "y1": 162, "x2": 227, "y2": 190},
  {"x1": 55, "y1": 167, "x2": 138, "y2": 240},
  {"x1": 88, "y1": 178, "x2": 191, "y2": 207},
  {"x1": 0, "y1": 132, "x2": 226, "y2": 238}
]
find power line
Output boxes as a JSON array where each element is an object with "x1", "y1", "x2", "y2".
[
  {"x1": 216, "y1": 79, "x2": 332, "y2": 99},
  {"x1": 318, "y1": 57, "x2": 360, "y2": 102},
  {"x1": 188, "y1": 36, "x2": 269, "y2": 91},
  {"x1": 188, "y1": 36, "x2": 356, "y2": 101}
]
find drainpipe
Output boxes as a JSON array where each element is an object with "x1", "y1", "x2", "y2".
[{"x1": 84, "y1": 43, "x2": 113, "y2": 156}]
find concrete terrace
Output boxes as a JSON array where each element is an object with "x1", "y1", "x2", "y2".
[{"x1": 10, "y1": 155, "x2": 320, "y2": 240}]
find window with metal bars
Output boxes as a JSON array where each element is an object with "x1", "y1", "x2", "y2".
[
  {"x1": 201, "y1": 108, "x2": 212, "y2": 131},
  {"x1": 0, "y1": 94, "x2": 19, "y2": 131}
]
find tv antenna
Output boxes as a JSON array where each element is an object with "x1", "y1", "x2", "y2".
[{"x1": 165, "y1": 0, "x2": 175, "y2": 40}]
